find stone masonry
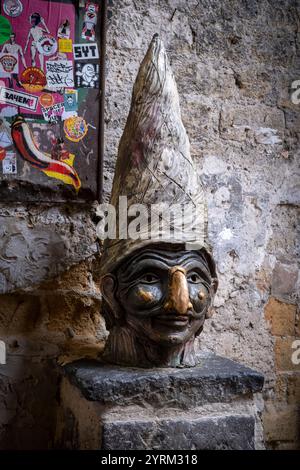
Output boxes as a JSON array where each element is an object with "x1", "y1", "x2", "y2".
[{"x1": 0, "y1": 0, "x2": 299, "y2": 449}]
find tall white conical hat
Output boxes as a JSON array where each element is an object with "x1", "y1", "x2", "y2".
[{"x1": 100, "y1": 34, "x2": 211, "y2": 274}]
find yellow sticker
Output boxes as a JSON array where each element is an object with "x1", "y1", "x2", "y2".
[{"x1": 58, "y1": 38, "x2": 73, "y2": 53}]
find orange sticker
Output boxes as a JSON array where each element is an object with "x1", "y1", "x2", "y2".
[
  {"x1": 20, "y1": 67, "x2": 47, "y2": 93},
  {"x1": 39, "y1": 93, "x2": 54, "y2": 108},
  {"x1": 0, "y1": 147, "x2": 6, "y2": 161}
]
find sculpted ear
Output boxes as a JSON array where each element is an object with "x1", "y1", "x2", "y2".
[
  {"x1": 101, "y1": 274, "x2": 123, "y2": 326},
  {"x1": 205, "y1": 277, "x2": 219, "y2": 319},
  {"x1": 101, "y1": 274, "x2": 116, "y2": 304}
]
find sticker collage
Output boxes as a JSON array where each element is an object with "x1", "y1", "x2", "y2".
[{"x1": 0, "y1": 0, "x2": 101, "y2": 194}]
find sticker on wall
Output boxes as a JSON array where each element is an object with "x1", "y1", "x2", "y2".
[
  {"x1": 57, "y1": 19, "x2": 71, "y2": 39},
  {"x1": 82, "y1": 2, "x2": 99, "y2": 42},
  {"x1": 64, "y1": 116, "x2": 88, "y2": 142},
  {"x1": 64, "y1": 89, "x2": 78, "y2": 112},
  {"x1": 0, "y1": 86, "x2": 38, "y2": 111},
  {"x1": 0, "y1": 15, "x2": 12, "y2": 45},
  {"x1": 0, "y1": 147, "x2": 6, "y2": 161},
  {"x1": 75, "y1": 62, "x2": 99, "y2": 88},
  {"x1": 1, "y1": 32, "x2": 27, "y2": 70},
  {"x1": 58, "y1": 39, "x2": 73, "y2": 54},
  {"x1": 41, "y1": 102, "x2": 64, "y2": 123},
  {"x1": 20, "y1": 67, "x2": 46, "y2": 92},
  {"x1": 11, "y1": 116, "x2": 81, "y2": 190},
  {"x1": 46, "y1": 60, "x2": 74, "y2": 89},
  {"x1": 0, "y1": 52, "x2": 18, "y2": 76},
  {"x1": 39, "y1": 93, "x2": 54, "y2": 108},
  {"x1": 73, "y1": 43, "x2": 99, "y2": 60},
  {"x1": 2, "y1": 150, "x2": 17, "y2": 174},
  {"x1": 0, "y1": 119, "x2": 13, "y2": 148},
  {"x1": 36, "y1": 34, "x2": 58, "y2": 57},
  {"x1": 0, "y1": 105, "x2": 18, "y2": 117},
  {"x1": 24, "y1": 12, "x2": 52, "y2": 70},
  {"x1": 3, "y1": 0, "x2": 23, "y2": 18}
]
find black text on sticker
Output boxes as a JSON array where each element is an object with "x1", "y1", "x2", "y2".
[
  {"x1": 73, "y1": 43, "x2": 99, "y2": 60},
  {"x1": 0, "y1": 87, "x2": 38, "y2": 111}
]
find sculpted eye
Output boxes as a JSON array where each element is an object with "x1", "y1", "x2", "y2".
[
  {"x1": 188, "y1": 272, "x2": 202, "y2": 284},
  {"x1": 140, "y1": 273, "x2": 159, "y2": 284}
]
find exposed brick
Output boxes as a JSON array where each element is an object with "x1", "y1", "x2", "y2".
[
  {"x1": 263, "y1": 403, "x2": 300, "y2": 442},
  {"x1": 275, "y1": 373, "x2": 300, "y2": 404},
  {"x1": 275, "y1": 337, "x2": 300, "y2": 372},
  {"x1": 264, "y1": 297, "x2": 296, "y2": 336}
]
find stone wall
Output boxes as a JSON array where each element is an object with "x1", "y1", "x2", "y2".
[{"x1": 0, "y1": 0, "x2": 299, "y2": 449}]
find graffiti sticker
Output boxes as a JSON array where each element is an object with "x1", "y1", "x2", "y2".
[
  {"x1": 46, "y1": 60, "x2": 74, "y2": 89},
  {"x1": 73, "y1": 43, "x2": 99, "y2": 60},
  {"x1": 41, "y1": 101, "x2": 64, "y2": 122},
  {"x1": 75, "y1": 62, "x2": 99, "y2": 88},
  {"x1": 0, "y1": 86, "x2": 38, "y2": 111}
]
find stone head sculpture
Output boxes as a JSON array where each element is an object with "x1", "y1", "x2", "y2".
[{"x1": 100, "y1": 35, "x2": 218, "y2": 368}]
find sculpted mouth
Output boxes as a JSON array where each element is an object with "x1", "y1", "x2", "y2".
[{"x1": 154, "y1": 315, "x2": 190, "y2": 327}]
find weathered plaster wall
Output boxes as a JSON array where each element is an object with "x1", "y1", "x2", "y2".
[{"x1": 0, "y1": 0, "x2": 299, "y2": 449}]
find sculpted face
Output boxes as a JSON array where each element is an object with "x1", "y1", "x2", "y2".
[{"x1": 102, "y1": 246, "x2": 218, "y2": 353}]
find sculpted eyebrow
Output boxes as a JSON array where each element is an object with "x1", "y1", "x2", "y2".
[{"x1": 119, "y1": 259, "x2": 169, "y2": 281}]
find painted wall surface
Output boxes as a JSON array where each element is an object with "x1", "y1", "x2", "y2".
[{"x1": 0, "y1": 0, "x2": 299, "y2": 449}]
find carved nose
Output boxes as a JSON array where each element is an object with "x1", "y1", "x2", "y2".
[{"x1": 164, "y1": 266, "x2": 192, "y2": 315}]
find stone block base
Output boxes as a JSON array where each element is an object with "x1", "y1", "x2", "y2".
[{"x1": 55, "y1": 354, "x2": 264, "y2": 450}]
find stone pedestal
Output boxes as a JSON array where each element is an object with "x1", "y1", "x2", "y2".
[{"x1": 56, "y1": 355, "x2": 264, "y2": 450}]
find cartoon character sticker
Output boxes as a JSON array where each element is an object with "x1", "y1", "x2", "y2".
[
  {"x1": 82, "y1": 2, "x2": 99, "y2": 42},
  {"x1": 64, "y1": 89, "x2": 77, "y2": 112},
  {"x1": 24, "y1": 12, "x2": 52, "y2": 70},
  {"x1": 36, "y1": 34, "x2": 57, "y2": 57},
  {"x1": 0, "y1": 32, "x2": 26, "y2": 87},
  {"x1": 75, "y1": 62, "x2": 99, "y2": 88},
  {"x1": 64, "y1": 116, "x2": 88, "y2": 142},
  {"x1": 3, "y1": 0, "x2": 23, "y2": 18}
]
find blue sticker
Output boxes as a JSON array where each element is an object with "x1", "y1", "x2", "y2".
[{"x1": 64, "y1": 89, "x2": 78, "y2": 112}]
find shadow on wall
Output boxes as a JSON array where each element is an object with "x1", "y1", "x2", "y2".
[
  {"x1": 0, "y1": 353, "x2": 60, "y2": 450},
  {"x1": 0, "y1": 294, "x2": 59, "y2": 449}
]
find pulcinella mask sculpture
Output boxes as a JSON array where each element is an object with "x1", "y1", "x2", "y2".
[{"x1": 100, "y1": 35, "x2": 218, "y2": 368}]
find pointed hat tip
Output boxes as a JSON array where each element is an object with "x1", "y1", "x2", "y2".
[{"x1": 147, "y1": 33, "x2": 165, "y2": 57}]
